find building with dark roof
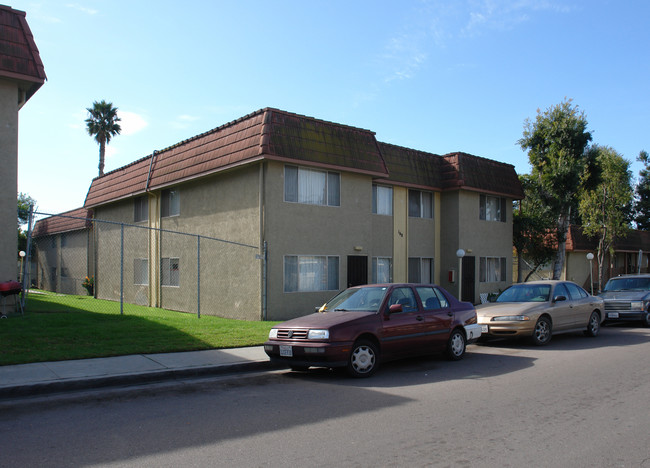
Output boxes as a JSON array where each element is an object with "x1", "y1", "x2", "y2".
[
  {"x1": 0, "y1": 5, "x2": 46, "y2": 283},
  {"x1": 76, "y1": 108, "x2": 524, "y2": 320}
]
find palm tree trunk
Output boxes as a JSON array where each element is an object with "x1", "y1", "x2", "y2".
[{"x1": 99, "y1": 140, "x2": 106, "y2": 177}]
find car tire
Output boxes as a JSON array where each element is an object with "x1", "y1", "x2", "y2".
[
  {"x1": 445, "y1": 328, "x2": 466, "y2": 361},
  {"x1": 346, "y1": 339, "x2": 379, "y2": 378},
  {"x1": 643, "y1": 310, "x2": 650, "y2": 328},
  {"x1": 531, "y1": 316, "x2": 552, "y2": 346},
  {"x1": 584, "y1": 311, "x2": 601, "y2": 337}
]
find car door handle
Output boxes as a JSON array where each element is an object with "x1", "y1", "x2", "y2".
[
  {"x1": 447, "y1": 312, "x2": 453, "y2": 317},
  {"x1": 416, "y1": 315, "x2": 424, "y2": 321}
]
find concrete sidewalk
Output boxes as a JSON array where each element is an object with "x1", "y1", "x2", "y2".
[{"x1": 0, "y1": 347, "x2": 281, "y2": 399}]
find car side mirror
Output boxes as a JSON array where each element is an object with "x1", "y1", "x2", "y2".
[{"x1": 553, "y1": 295, "x2": 567, "y2": 302}]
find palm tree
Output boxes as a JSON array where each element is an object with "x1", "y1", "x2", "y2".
[{"x1": 85, "y1": 100, "x2": 121, "y2": 177}]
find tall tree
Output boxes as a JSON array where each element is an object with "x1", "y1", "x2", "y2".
[
  {"x1": 518, "y1": 99, "x2": 592, "y2": 279},
  {"x1": 579, "y1": 145, "x2": 633, "y2": 290},
  {"x1": 17, "y1": 192, "x2": 36, "y2": 254},
  {"x1": 634, "y1": 150, "x2": 650, "y2": 230},
  {"x1": 513, "y1": 174, "x2": 556, "y2": 282},
  {"x1": 85, "y1": 100, "x2": 121, "y2": 177}
]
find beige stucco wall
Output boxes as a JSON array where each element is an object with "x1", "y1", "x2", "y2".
[
  {"x1": 93, "y1": 165, "x2": 262, "y2": 320},
  {"x1": 0, "y1": 80, "x2": 19, "y2": 282},
  {"x1": 439, "y1": 190, "x2": 513, "y2": 302},
  {"x1": 264, "y1": 162, "x2": 393, "y2": 320},
  {"x1": 33, "y1": 230, "x2": 91, "y2": 295}
]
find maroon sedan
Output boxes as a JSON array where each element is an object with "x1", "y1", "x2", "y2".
[{"x1": 264, "y1": 283, "x2": 481, "y2": 377}]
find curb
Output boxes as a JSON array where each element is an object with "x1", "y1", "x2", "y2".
[{"x1": 0, "y1": 360, "x2": 285, "y2": 400}]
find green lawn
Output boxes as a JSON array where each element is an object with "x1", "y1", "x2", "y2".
[{"x1": 0, "y1": 291, "x2": 278, "y2": 366}]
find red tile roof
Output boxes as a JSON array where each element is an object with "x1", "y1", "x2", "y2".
[
  {"x1": 84, "y1": 108, "x2": 524, "y2": 208},
  {"x1": 0, "y1": 5, "x2": 46, "y2": 102},
  {"x1": 567, "y1": 225, "x2": 650, "y2": 252},
  {"x1": 32, "y1": 208, "x2": 93, "y2": 237},
  {"x1": 85, "y1": 108, "x2": 388, "y2": 207}
]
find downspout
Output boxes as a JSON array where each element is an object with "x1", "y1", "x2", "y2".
[{"x1": 259, "y1": 162, "x2": 267, "y2": 320}]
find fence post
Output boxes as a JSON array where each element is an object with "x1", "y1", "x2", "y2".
[
  {"x1": 120, "y1": 223, "x2": 124, "y2": 315},
  {"x1": 21, "y1": 204, "x2": 34, "y2": 308},
  {"x1": 197, "y1": 235, "x2": 201, "y2": 319}
]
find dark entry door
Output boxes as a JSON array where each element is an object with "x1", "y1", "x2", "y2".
[
  {"x1": 461, "y1": 256, "x2": 475, "y2": 304},
  {"x1": 347, "y1": 256, "x2": 368, "y2": 287}
]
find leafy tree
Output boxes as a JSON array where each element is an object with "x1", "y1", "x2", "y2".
[
  {"x1": 518, "y1": 99, "x2": 592, "y2": 280},
  {"x1": 513, "y1": 174, "x2": 556, "y2": 282},
  {"x1": 634, "y1": 150, "x2": 650, "y2": 230},
  {"x1": 579, "y1": 146, "x2": 633, "y2": 290},
  {"x1": 17, "y1": 192, "x2": 36, "y2": 254},
  {"x1": 85, "y1": 100, "x2": 121, "y2": 177}
]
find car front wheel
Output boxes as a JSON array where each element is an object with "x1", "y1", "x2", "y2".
[
  {"x1": 531, "y1": 316, "x2": 552, "y2": 346},
  {"x1": 347, "y1": 339, "x2": 379, "y2": 378},
  {"x1": 584, "y1": 311, "x2": 601, "y2": 337},
  {"x1": 643, "y1": 310, "x2": 650, "y2": 328},
  {"x1": 445, "y1": 329, "x2": 466, "y2": 361}
]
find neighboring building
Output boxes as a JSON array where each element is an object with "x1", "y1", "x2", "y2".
[
  {"x1": 0, "y1": 5, "x2": 46, "y2": 282},
  {"x1": 564, "y1": 226, "x2": 650, "y2": 292},
  {"x1": 81, "y1": 108, "x2": 523, "y2": 320},
  {"x1": 31, "y1": 208, "x2": 94, "y2": 295}
]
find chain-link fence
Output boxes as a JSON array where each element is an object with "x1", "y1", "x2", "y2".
[{"x1": 24, "y1": 209, "x2": 264, "y2": 320}]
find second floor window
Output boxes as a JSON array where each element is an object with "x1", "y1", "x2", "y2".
[
  {"x1": 161, "y1": 188, "x2": 180, "y2": 217},
  {"x1": 409, "y1": 190, "x2": 433, "y2": 218},
  {"x1": 284, "y1": 165, "x2": 340, "y2": 207},
  {"x1": 480, "y1": 194, "x2": 506, "y2": 222},
  {"x1": 372, "y1": 185, "x2": 393, "y2": 215},
  {"x1": 134, "y1": 196, "x2": 148, "y2": 222}
]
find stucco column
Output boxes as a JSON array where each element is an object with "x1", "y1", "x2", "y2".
[
  {"x1": 392, "y1": 186, "x2": 408, "y2": 282},
  {"x1": 0, "y1": 80, "x2": 19, "y2": 282}
]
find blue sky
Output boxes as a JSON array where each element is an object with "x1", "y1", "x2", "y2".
[{"x1": 11, "y1": 0, "x2": 650, "y2": 215}]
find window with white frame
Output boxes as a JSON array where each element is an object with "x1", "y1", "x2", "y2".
[
  {"x1": 408, "y1": 257, "x2": 434, "y2": 283},
  {"x1": 134, "y1": 196, "x2": 148, "y2": 222},
  {"x1": 284, "y1": 255, "x2": 339, "y2": 292},
  {"x1": 408, "y1": 190, "x2": 433, "y2": 218},
  {"x1": 284, "y1": 165, "x2": 340, "y2": 207},
  {"x1": 161, "y1": 257, "x2": 180, "y2": 287},
  {"x1": 479, "y1": 257, "x2": 506, "y2": 282},
  {"x1": 161, "y1": 188, "x2": 180, "y2": 217},
  {"x1": 479, "y1": 194, "x2": 506, "y2": 222},
  {"x1": 134, "y1": 258, "x2": 148, "y2": 285},
  {"x1": 372, "y1": 257, "x2": 392, "y2": 283},
  {"x1": 372, "y1": 185, "x2": 393, "y2": 215}
]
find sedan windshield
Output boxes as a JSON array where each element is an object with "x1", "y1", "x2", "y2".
[
  {"x1": 324, "y1": 287, "x2": 388, "y2": 312},
  {"x1": 603, "y1": 277, "x2": 650, "y2": 292},
  {"x1": 496, "y1": 284, "x2": 551, "y2": 303}
]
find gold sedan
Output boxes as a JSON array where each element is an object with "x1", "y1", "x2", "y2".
[{"x1": 476, "y1": 280, "x2": 604, "y2": 345}]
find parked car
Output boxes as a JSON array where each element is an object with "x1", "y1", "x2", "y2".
[
  {"x1": 476, "y1": 280, "x2": 604, "y2": 345},
  {"x1": 599, "y1": 274, "x2": 650, "y2": 326},
  {"x1": 264, "y1": 283, "x2": 481, "y2": 377}
]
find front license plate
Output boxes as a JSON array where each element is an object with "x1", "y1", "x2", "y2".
[
  {"x1": 280, "y1": 345, "x2": 293, "y2": 357},
  {"x1": 481, "y1": 325, "x2": 489, "y2": 333},
  {"x1": 607, "y1": 312, "x2": 619, "y2": 319}
]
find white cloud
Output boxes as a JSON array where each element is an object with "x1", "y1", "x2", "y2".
[
  {"x1": 65, "y1": 3, "x2": 98, "y2": 15},
  {"x1": 119, "y1": 111, "x2": 148, "y2": 136},
  {"x1": 170, "y1": 114, "x2": 200, "y2": 129}
]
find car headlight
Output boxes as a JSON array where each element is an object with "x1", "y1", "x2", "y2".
[
  {"x1": 308, "y1": 329, "x2": 329, "y2": 340},
  {"x1": 491, "y1": 315, "x2": 530, "y2": 322},
  {"x1": 631, "y1": 301, "x2": 644, "y2": 310},
  {"x1": 268, "y1": 329, "x2": 278, "y2": 339}
]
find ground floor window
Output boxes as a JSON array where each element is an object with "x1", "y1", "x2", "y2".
[
  {"x1": 372, "y1": 257, "x2": 392, "y2": 283},
  {"x1": 480, "y1": 256, "x2": 506, "y2": 282},
  {"x1": 408, "y1": 257, "x2": 434, "y2": 283},
  {"x1": 284, "y1": 255, "x2": 339, "y2": 292},
  {"x1": 134, "y1": 258, "x2": 148, "y2": 285},
  {"x1": 161, "y1": 257, "x2": 180, "y2": 287}
]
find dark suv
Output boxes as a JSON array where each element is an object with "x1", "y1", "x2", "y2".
[{"x1": 599, "y1": 274, "x2": 650, "y2": 326}]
